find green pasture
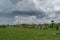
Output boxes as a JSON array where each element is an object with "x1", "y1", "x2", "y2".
[{"x1": 0, "y1": 28, "x2": 60, "y2": 40}]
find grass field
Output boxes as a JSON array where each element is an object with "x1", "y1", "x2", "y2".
[{"x1": 0, "y1": 28, "x2": 60, "y2": 40}]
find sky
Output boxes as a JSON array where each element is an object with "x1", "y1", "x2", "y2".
[{"x1": 0, "y1": 0, "x2": 60, "y2": 24}]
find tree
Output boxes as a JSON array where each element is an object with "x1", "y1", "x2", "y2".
[{"x1": 51, "y1": 20, "x2": 54, "y2": 28}]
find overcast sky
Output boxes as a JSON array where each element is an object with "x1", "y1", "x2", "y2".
[{"x1": 0, "y1": 0, "x2": 60, "y2": 24}]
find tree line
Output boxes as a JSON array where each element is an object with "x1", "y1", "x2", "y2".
[{"x1": 0, "y1": 23, "x2": 59, "y2": 30}]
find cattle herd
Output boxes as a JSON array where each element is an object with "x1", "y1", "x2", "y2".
[{"x1": 0, "y1": 20, "x2": 59, "y2": 31}]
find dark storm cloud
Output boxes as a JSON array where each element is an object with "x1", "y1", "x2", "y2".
[
  {"x1": 10, "y1": 0, "x2": 23, "y2": 4},
  {"x1": 10, "y1": 11, "x2": 46, "y2": 19},
  {"x1": 56, "y1": 11, "x2": 60, "y2": 14},
  {"x1": 55, "y1": 11, "x2": 60, "y2": 18},
  {"x1": 0, "y1": 10, "x2": 46, "y2": 19}
]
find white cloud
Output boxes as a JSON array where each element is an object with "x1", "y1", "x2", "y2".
[
  {"x1": 0, "y1": 0, "x2": 60, "y2": 12},
  {"x1": 13, "y1": 15, "x2": 50, "y2": 24},
  {"x1": 12, "y1": 0, "x2": 36, "y2": 11},
  {"x1": 14, "y1": 16, "x2": 37, "y2": 24},
  {"x1": 54, "y1": 6, "x2": 60, "y2": 11}
]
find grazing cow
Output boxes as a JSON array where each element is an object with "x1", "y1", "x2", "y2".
[
  {"x1": 39, "y1": 25, "x2": 42, "y2": 29},
  {"x1": 42, "y1": 25, "x2": 48, "y2": 30}
]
